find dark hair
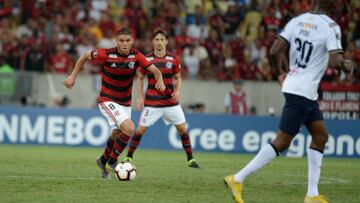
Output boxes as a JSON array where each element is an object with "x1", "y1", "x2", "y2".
[
  {"x1": 116, "y1": 27, "x2": 133, "y2": 36},
  {"x1": 152, "y1": 28, "x2": 168, "y2": 39}
]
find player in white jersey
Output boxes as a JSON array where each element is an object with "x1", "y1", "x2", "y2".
[{"x1": 224, "y1": 1, "x2": 353, "y2": 203}]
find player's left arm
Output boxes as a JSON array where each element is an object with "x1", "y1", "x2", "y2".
[
  {"x1": 329, "y1": 53, "x2": 353, "y2": 74},
  {"x1": 63, "y1": 50, "x2": 92, "y2": 89},
  {"x1": 172, "y1": 72, "x2": 181, "y2": 101},
  {"x1": 172, "y1": 57, "x2": 182, "y2": 101},
  {"x1": 269, "y1": 38, "x2": 289, "y2": 86},
  {"x1": 147, "y1": 64, "x2": 166, "y2": 92},
  {"x1": 138, "y1": 53, "x2": 165, "y2": 92},
  {"x1": 327, "y1": 25, "x2": 354, "y2": 75}
]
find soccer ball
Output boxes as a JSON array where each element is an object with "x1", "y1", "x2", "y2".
[{"x1": 115, "y1": 162, "x2": 137, "y2": 181}]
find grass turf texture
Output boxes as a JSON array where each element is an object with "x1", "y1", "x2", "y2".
[{"x1": 0, "y1": 144, "x2": 359, "y2": 203}]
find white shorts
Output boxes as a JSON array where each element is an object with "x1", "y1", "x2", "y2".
[
  {"x1": 139, "y1": 105, "x2": 186, "y2": 127},
  {"x1": 98, "y1": 102, "x2": 131, "y2": 130}
]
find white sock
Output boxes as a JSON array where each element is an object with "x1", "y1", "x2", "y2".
[
  {"x1": 307, "y1": 148, "x2": 323, "y2": 197},
  {"x1": 234, "y1": 144, "x2": 278, "y2": 182}
]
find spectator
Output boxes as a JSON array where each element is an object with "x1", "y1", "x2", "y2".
[
  {"x1": 182, "y1": 43, "x2": 200, "y2": 79},
  {"x1": 220, "y1": 45, "x2": 237, "y2": 80},
  {"x1": 258, "y1": 59, "x2": 274, "y2": 81},
  {"x1": 89, "y1": 0, "x2": 109, "y2": 21},
  {"x1": 97, "y1": 29, "x2": 115, "y2": 49},
  {"x1": 23, "y1": 43, "x2": 45, "y2": 72},
  {"x1": 123, "y1": 0, "x2": 148, "y2": 38},
  {"x1": 198, "y1": 58, "x2": 214, "y2": 80},
  {"x1": 236, "y1": 50, "x2": 262, "y2": 80},
  {"x1": 16, "y1": 18, "x2": 36, "y2": 39},
  {"x1": 186, "y1": 4, "x2": 206, "y2": 25},
  {"x1": 261, "y1": 7, "x2": 281, "y2": 34},
  {"x1": 203, "y1": 29, "x2": 223, "y2": 78},
  {"x1": 182, "y1": 40, "x2": 208, "y2": 62},
  {"x1": 249, "y1": 39, "x2": 267, "y2": 64},
  {"x1": 11, "y1": 35, "x2": 29, "y2": 70},
  {"x1": 228, "y1": 35, "x2": 246, "y2": 63},
  {"x1": 223, "y1": 1, "x2": 242, "y2": 42},
  {"x1": 208, "y1": 3, "x2": 225, "y2": 36},
  {"x1": 164, "y1": 2, "x2": 182, "y2": 36},
  {"x1": 224, "y1": 80, "x2": 249, "y2": 115},
  {"x1": 239, "y1": 1, "x2": 262, "y2": 44},
  {"x1": 186, "y1": 15, "x2": 208, "y2": 40},
  {"x1": 48, "y1": 44, "x2": 73, "y2": 74},
  {"x1": 167, "y1": 36, "x2": 183, "y2": 56},
  {"x1": 0, "y1": 55, "x2": 16, "y2": 99},
  {"x1": 99, "y1": 12, "x2": 116, "y2": 36},
  {"x1": 0, "y1": 0, "x2": 11, "y2": 19}
]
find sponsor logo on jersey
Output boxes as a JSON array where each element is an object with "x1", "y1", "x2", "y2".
[
  {"x1": 111, "y1": 63, "x2": 117, "y2": 68},
  {"x1": 165, "y1": 56, "x2": 174, "y2": 60},
  {"x1": 109, "y1": 54, "x2": 118, "y2": 58},
  {"x1": 166, "y1": 62, "x2": 173, "y2": 69},
  {"x1": 297, "y1": 22, "x2": 318, "y2": 30},
  {"x1": 128, "y1": 61, "x2": 135, "y2": 69}
]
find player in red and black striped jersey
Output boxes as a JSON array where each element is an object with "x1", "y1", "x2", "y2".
[
  {"x1": 63, "y1": 27, "x2": 166, "y2": 178},
  {"x1": 124, "y1": 28, "x2": 199, "y2": 168},
  {"x1": 141, "y1": 51, "x2": 180, "y2": 107}
]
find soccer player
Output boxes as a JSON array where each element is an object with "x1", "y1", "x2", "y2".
[
  {"x1": 63, "y1": 27, "x2": 166, "y2": 178},
  {"x1": 224, "y1": 1, "x2": 353, "y2": 203},
  {"x1": 124, "y1": 28, "x2": 199, "y2": 168}
]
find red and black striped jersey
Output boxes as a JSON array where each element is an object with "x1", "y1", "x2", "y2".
[
  {"x1": 91, "y1": 47, "x2": 151, "y2": 106},
  {"x1": 140, "y1": 52, "x2": 181, "y2": 107}
]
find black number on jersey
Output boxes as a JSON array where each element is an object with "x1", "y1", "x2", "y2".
[
  {"x1": 108, "y1": 103, "x2": 116, "y2": 110},
  {"x1": 294, "y1": 38, "x2": 313, "y2": 69}
]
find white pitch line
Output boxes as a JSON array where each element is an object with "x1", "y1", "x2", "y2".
[{"x1": 4, "y1": 175, "x2": 100, "y2": 181}]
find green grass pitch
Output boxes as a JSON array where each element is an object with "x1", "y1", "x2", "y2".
[{"x1": 0, "y1": 144, "x2": 359, "y2": 203}]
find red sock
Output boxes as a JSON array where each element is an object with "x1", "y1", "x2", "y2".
[
  {"x1": 100, "y1": 137, "x2": 114, "y2": 165},
  {"x1": 180, "y1": 132, "x2": 193, "y2": 160},
  {"x1": 108, "y1": 132, "x2": 130, "y2": 164},
  {"x1": 127, "y1": 132, "x2": 143, "y2": 158}
]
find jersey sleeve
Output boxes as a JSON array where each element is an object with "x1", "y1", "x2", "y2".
[
  {"x1": 279, "y1": 19, "x2": 295, "y2": 45},
  {"x1": 137, "y1": 52, "x2": 152, "y2": 72},
  {"x1": 91, "y1": 49, "x2": 107, "y2": 64},
  {"x1": 138, "y1": 60, "x2": 148, "y2": 75},
  {"x1": 173, "y1": 56, "x2": 181, "y2": 74},
  {"x1": 326, "y1": 25, "x2": 343, "y2": 53}
]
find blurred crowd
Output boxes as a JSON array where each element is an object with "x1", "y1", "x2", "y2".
[{"x1": 0, "y1": 0, "x2": 360, "y2": 84}]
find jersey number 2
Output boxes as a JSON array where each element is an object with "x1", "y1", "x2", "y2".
[{"x1": 295, "y1": 38, "x2": 313, "y2": 69}]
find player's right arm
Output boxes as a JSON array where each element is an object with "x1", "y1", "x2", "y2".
[
  {"x1": 136, "y1": 72, "x2": 145, "y2": 111},
  {"x1": 269, "y1": 38, "x2": 289, "y2": 86},
  {"x1": 63, "y1": 50, "x2": 92, "y2": 89},
  {"x1": 269, "y1": 18, "x2": 294, "y2": 86}
]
